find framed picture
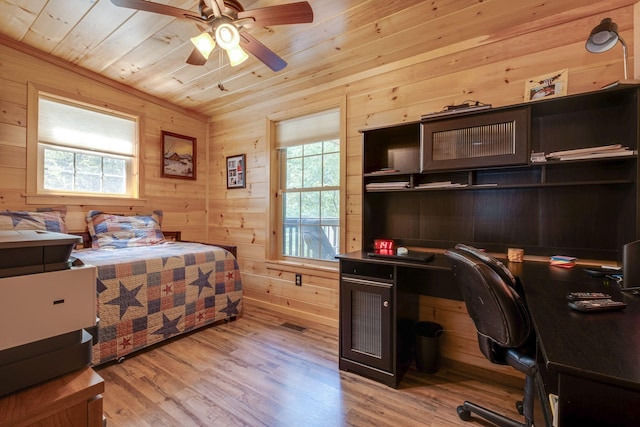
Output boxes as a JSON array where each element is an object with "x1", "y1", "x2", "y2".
[
  {"x1": 161, "y1": 131, "x2": 196, "y2": 180},
  {"x1": 226, "y1": 154, "x2": 246, "y2": 189},
  {"x1": 524, "y1": 69, "x2": 568, "y2": 102}
]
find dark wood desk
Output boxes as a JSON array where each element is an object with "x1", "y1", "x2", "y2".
[
  {"x1": 513, "y1": 261, "x2": 640, "y2": 427},
  {"x1": 338, "y1": 252, "x2": 640, "y2": 426}
]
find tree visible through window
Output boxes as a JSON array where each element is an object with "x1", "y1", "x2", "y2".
[
  {"x1": 37, "y1": 95, "x2": 137, "y2": 197},
  {"x1": 42, "y1": 147, "x2": 127, "y2": 194}
]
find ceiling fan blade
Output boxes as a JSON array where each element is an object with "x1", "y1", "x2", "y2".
[
  {"x1": 110, "y1": 0, "x2": 203, "y2": 20},
  {"x1": 186, "y1": 48, "x2": 208, "y2": 66},
  {"x1": 202, "y1": 0, "x2": 225, "y2": 18},
  {"x1": 213, "y1": 0, "x2": 226, "y2": 16},
  {"x1": 240, "y1": 32, "x2": 287, "y2": 72},
  {"x1": 238, "y1": 1, "x2": 313, "y2": 28}
]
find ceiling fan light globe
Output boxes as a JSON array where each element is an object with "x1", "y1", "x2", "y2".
[
  {"x1": 190, "y1": 32, "x2": 216, "y2": 59},
  {"x1": 227, "y1": 46, "x2": 249, "y2": 66},
  {"x1": 215, "y1": 23, "x2": 240, "y2": 50}
]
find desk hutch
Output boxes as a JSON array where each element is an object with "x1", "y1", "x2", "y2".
[{"x1": 338, "y1": 86, "x2": 640, "y2": 425}]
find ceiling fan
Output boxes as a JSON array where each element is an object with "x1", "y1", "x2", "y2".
[{"x1": 110, "y1": 0, "x2": 313, "y2": 71}]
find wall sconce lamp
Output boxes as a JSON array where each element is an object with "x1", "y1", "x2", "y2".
[{"x1": 586, "y1": 18, "x2": 638, "y2": 88}]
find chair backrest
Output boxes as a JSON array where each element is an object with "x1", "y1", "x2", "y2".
[
  {"x1": 454, "y1": 243, "x2": 527, "y2": 301},
  {"x1": 454, "y1": 243, "x2": 517, "y2": 287},
  {"x1": 444, "y1": 248, "x2": 531, "y2": 349}
]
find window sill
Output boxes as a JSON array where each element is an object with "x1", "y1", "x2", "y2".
[
  {"x1": 24, "y1": 193, "x2": 147, "y2": 207},
  {"x1": 265, "y1": 259, "x2": 339, "y2": 279}
]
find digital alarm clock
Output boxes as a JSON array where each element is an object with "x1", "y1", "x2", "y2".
[{"x1": 374, "y1": 239, "x2": 395, "y2": 255}]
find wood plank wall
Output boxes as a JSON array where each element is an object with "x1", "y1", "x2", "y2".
[
  {"x1": 205, "y1": 1, "x2": 638, "y2": 375},
  {"x1": 0, "y1": 40, "x2": 208, "y2": 241}
]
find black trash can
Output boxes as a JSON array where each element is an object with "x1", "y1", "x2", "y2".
[{"x1": 414, "y1": 321, "x2": 443, "y2": 374}]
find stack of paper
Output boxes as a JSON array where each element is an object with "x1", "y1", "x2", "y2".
[
  {"x1": 369, "y1": 168, "x2": 399, "y2": 174},
  {"x1": 546, "y1": 144, "x2": 635, "y2": 161},
  {"x1": 550, "y1": 255, "x2": 577, "y2": 268},
  {"x1": 365, "y1": 181, "x2": 410, "y2": 190},
  {"x1": 416, "y1": 181, "x2": 468, "y2": 189}
]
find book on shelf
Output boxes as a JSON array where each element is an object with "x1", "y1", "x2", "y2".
[
  {"x1": 546, "y1": 144, "x2": 623, "y2": 158},
  {"x1": 416, "y1": 181, "x2": 468, "y2": 189},
  {"x1": 369, "y1": 168, "x2": 399, "y2": 174},
  {"x1": 552, "y1": 150, "x2": 635, "y2": 161},
  {"x1": 365, "y1": 181, "x2": 410, "y2": 190},
  {"x1": 546, "y1": 144, "x2": 635, "y2": 161}
]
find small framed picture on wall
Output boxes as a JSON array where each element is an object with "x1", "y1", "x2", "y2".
[
  {"x1": 226, "y1": 154, "x2": 246, "y2": 189},
  {"x1": 524, "y1": 69, "x2": 568, "y2": 102},
  {"x1": 161, "y1": 131, "x2": 196, "y2": 180}
]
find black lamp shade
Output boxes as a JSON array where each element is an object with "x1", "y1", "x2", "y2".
[{"x1": 586, "y1": 18, "x2": 619, "y2": 53}]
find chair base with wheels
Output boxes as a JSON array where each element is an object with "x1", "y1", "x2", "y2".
[{"x1": 456, "y1": 345, "x2": 536, "y2": 426}]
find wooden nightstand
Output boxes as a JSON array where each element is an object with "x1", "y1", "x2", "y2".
[{"x1": 0, "y1": 367, "x2": 104, "y2": 427}]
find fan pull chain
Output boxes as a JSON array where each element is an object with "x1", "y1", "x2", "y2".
[{"x1": 217, "y1": 48, "x2": 227, "y2": 91}]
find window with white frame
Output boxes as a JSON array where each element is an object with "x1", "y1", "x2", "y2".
[
  {"x1": 275, "y1": 109, "x2": 341, "y2": 262},
  {"x1": 36, "y1": 94, "x2": 138, "y2": 197}
]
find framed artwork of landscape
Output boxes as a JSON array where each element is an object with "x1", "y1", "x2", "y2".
[{"x1": 161, "y1": 131, "x2": 196, "y2": 180}]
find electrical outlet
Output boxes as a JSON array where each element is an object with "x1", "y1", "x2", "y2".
[{"x1": 295, "y1": 274, "x2": 302, "y2": 286}]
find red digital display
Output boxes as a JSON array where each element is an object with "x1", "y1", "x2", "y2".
[{"x1": 374, "y1": 239, "x2": 395, "y2": 254}]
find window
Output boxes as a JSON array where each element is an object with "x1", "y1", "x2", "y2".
[
  {"x1": 35, "y1": 93, "x2": 138, "y2": 198},
  {"x1": 275, "y1": 109, "x2": 341, "y2": 262}
]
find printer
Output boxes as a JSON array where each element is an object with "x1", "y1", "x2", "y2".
[{"x1": 0, "y1": 230, "x2": 97, "y2": 397}]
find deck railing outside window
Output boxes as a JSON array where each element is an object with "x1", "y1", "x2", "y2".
[{"x1": 283, "y1": 218, "x2": 339, "y2": 261}]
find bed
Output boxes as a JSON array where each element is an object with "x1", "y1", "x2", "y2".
[
  {"x1": 73, "y1": 237, "x2": 242, "y2": 365},
  {"x1": 0, "y1": 207, "x2": 242, "y2": 366}
]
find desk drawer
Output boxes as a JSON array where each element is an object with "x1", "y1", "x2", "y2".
[{"x1": 341, "y1": 260, "x2": 394, "y2": 281}]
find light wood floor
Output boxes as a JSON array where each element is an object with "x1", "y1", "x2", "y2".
[{"x1": 96, "y1": 306, "x2": 529, "y2": 427}]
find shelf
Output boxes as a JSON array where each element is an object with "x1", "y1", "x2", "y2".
[
  {"x1": 364, "y1": 155, "x2": 637, "y2": 178},
  {"x1": 365, "y1": 179, "x2": 634, "y2": 193}
]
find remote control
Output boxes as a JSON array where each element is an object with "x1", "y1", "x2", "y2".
[
  {"x1": 566, "y1": 292, "x2": 611, "y2": 301},
  {"x1": 568, "y1": 299, "x2": 627, "y2": 312}
]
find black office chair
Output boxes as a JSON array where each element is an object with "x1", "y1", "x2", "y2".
[{"x1": 444, "y1": 246, "x2": 537, "y2": 427}]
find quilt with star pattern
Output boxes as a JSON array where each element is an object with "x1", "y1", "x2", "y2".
[{"x1": 72, "y1": 241, "x2": 242, "y2": 365}]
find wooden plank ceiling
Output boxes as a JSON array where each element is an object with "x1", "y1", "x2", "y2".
[{"x1": 0, "y1": 0, "x2": 633, "y2": 117}]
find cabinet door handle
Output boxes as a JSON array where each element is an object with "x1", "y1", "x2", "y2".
[{"x1": 383, "y1": 300, "x2": 389, "y2": 307}]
